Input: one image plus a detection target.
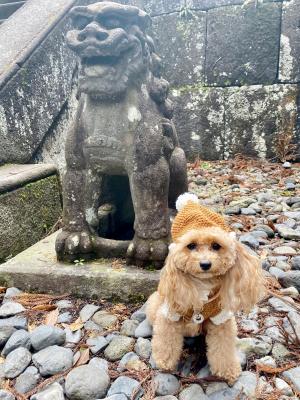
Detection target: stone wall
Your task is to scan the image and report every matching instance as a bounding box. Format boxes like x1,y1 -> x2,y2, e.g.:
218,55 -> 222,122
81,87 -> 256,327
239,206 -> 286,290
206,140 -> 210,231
147,0 -> 300,160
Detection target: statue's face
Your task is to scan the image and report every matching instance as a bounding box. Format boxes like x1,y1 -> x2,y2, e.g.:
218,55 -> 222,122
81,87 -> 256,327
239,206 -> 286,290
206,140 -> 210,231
66,2 -> 151,100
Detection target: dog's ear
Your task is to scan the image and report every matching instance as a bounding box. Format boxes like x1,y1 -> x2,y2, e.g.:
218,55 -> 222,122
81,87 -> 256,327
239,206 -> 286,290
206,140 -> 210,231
220,241 -> 264,313
158,249 -> 193,316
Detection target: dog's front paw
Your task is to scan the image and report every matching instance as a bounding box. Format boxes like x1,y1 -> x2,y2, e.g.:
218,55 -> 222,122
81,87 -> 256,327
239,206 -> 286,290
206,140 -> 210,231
155,357 -> 177,372
211,363 -> 242,386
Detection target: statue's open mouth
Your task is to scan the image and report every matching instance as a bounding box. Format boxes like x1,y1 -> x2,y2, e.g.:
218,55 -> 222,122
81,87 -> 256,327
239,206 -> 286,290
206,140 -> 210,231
80,43 -> 138,78
82,55 -> 119,77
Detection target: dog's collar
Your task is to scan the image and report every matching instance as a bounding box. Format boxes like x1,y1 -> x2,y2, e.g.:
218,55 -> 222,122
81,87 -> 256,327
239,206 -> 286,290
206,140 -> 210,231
160,292 -> 233,326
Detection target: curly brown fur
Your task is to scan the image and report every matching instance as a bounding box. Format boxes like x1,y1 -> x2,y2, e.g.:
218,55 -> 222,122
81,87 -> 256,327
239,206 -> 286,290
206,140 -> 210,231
147,227 -> 264,384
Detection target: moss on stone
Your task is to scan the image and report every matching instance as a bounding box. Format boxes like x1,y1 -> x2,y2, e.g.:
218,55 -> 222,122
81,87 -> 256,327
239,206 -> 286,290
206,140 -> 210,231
0,175 -> 62,263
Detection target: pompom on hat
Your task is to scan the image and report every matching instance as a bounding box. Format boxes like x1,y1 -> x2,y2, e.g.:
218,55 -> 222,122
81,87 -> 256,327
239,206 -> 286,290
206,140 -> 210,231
171,193 -> 232,241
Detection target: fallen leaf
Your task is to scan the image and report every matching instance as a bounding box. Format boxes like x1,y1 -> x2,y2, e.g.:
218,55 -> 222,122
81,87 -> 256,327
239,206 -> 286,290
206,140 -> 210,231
32,304 -> 57,311
68,318 -> 84,332
45,308 -> 59,326
75,348 -> 90,366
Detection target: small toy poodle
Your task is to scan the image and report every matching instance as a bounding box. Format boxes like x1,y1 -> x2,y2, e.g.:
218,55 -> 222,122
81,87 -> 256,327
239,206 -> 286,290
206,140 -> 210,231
147,193 -> 264,384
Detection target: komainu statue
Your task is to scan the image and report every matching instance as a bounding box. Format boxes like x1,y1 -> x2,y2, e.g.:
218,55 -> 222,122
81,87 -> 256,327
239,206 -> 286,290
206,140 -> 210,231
56,1 -> 188,267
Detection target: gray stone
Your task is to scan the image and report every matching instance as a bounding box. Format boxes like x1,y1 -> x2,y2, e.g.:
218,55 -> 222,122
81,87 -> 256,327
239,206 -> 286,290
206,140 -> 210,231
3,287 -> 22,302
237,337 -> 272,356
2,329 -> 31,356
79,304 -> 100,323
284,211 -> 300,220
134,338 -> 152,359
268,297 -> 295,313
32,345 -> 73,376
283,367 -> 300,392
279,0 -> 300,82
131,304 -> 147,322
92,312 -> 118,330
206,3 -> 281,86
275,378 -> 293,396
89,357 -> 109,374
0,391 -> 14,400
103,395 -> 128,400
179,384 -> 208,400
286,182 -> 296,191
0,171 -> 62,262
197,363 -> 211,378
0,302 -> 25,317
30,325 -> 65,351
104,336 -> 135,361
225,206 -> 241,215
241,208 -> 256,215
273,246 -> 297,256
64,327 -> 82,347
15,366 -> 40,394
4,347 -> 31,378
276,225 -> 300,240
65,364 -> 110,400
239,234 -> 259,249
280,286 -> 299,299
56,299 -> 73,310
233,371 -> 257,399
255,356 -> 276,368
30,383 -> 64,400
120,319 -> 139,337
171,87 -> 225,160
84,321 -> 104,332
0,327 -> 16,347
287,311 -> 300,342
205,382 -> 229,396
287,197 -> 300,206
279,271 -> 300,291
154,373 -> 180,396
291,256 -> 300,270
255,225 -> 275,238
208,388 -> 240,400
153,397 -> 178,400
107,376 -> 142,398
239,319 -> 259,333
86,336 -> 108,355
135,319 -> 153,338
152,11 -> 206,86
269,267 -> 285,279
57,311 -> 72,324
118,352 -> 139,372
250,230 -> 268,240
272,342 -> 290,362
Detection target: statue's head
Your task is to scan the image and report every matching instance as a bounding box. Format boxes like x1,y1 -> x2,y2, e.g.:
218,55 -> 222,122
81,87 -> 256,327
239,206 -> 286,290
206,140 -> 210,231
66,2 -> 152,100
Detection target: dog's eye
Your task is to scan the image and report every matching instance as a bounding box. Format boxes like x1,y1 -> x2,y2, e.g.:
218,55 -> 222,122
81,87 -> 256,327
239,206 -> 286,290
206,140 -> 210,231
187,242 -> 197,251
212,242 -> 221,251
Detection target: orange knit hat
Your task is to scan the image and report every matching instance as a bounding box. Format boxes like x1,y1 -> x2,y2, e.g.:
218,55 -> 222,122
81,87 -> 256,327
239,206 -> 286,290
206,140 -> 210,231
171,193 -> 231,241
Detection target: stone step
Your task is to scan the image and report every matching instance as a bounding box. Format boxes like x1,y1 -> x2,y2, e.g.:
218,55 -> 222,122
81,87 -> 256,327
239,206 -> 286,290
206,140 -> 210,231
0,231 -> 159,302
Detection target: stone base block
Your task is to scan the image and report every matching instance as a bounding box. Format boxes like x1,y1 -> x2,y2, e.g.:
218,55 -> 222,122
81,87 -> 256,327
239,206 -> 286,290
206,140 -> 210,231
0,231 -> 159,303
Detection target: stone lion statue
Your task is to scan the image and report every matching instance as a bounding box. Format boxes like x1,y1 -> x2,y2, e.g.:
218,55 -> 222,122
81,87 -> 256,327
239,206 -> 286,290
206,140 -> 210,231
56,1 -> 188,267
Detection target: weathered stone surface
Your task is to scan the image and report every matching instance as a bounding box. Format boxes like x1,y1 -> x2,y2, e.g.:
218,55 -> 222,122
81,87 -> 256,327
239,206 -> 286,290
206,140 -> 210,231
279,0 -> 300,82
0,231 -> 159,302
4,347 -> 31,378
30,383 -> 64,400
0,302 -> 25,317
171,87 -> 225,160
154,373 -> 180,396
2,329 -> 31,356
15,366 -> 40,394
144,0 -> 182,16
152,11 -> 206,86
0,174 -> 62,262
279,271 -> 300,291
65,364 -> 110,400
104,336 -> 135,361
283,366 -> 300,392
107,376 -> 142,398
30,325 -> 65,351
0,0 -> 77,164
32,345 -> 73,376
224,84 -> 298,159
206,3 -> 281,86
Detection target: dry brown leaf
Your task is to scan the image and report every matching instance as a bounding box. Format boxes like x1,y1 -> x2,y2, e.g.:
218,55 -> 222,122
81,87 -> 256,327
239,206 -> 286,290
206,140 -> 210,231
75,348 -> 90,367
45,308 -> 59,326
32,304 -> 57,311
67,318 -> 84,332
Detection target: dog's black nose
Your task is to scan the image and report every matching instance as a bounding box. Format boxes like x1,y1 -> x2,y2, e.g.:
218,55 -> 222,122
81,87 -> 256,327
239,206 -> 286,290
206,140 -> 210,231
200,261 -> 212,271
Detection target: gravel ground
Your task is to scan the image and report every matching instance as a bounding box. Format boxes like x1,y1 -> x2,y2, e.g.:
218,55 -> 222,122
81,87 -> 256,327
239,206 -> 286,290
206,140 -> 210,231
0,159 -> 300,400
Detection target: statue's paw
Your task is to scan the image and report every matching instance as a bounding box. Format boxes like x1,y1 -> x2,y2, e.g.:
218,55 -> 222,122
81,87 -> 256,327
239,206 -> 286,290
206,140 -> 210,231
55,230 -> 94,262
126,237 -> 169,268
